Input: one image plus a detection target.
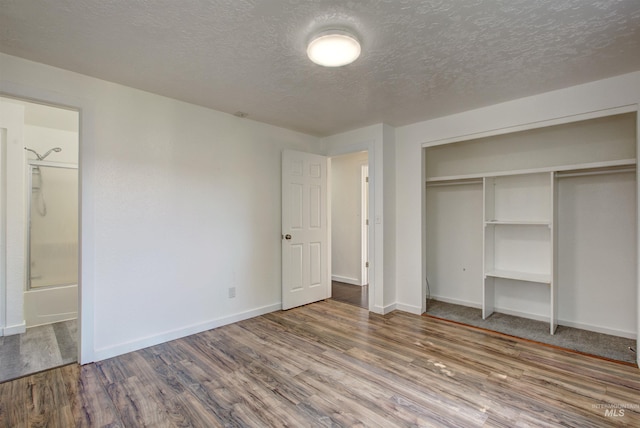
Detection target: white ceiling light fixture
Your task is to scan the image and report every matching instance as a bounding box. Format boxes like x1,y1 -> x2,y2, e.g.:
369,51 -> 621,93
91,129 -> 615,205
307,30 -> 361,67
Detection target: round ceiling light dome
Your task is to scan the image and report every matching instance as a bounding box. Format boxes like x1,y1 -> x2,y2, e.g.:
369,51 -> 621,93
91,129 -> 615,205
307,30 -> 361,67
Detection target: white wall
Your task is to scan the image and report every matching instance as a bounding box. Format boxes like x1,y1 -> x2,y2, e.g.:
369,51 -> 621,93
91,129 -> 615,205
382,124 -> 397,311
0,100 -> 26,335
1,53 -> 320,362
557,172 -> 637,337
331,151 -> 368,285
425,183 -> 483,308
395,72 -> 640,351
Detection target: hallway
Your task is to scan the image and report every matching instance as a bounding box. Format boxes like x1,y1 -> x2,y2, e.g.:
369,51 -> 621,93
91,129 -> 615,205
331,281 -> 368,309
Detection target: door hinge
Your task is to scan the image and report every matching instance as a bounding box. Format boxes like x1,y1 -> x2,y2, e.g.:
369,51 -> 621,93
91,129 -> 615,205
365,219 -> 369,225
365,176 -> 369,183
365,262 -> 369,268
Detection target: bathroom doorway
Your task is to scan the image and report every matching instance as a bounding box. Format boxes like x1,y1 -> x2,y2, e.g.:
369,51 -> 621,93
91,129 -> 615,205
0,97 -> 79,382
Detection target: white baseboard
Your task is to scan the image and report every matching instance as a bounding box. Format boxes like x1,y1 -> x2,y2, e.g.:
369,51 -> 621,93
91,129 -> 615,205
493,306 -> 549,323
372,302 -> 422,316
557,319 -> 637,340
331,275 -> 361,286
395,303 -> 423,315
371,305 -> 387,315
93,303 -> 281,362
430,296 -> 637,339
430,296 -> 550,323
28,313 -> 78,329
429,295 -> 482,309
2,321 -> 26,336
371,303 -> 398,315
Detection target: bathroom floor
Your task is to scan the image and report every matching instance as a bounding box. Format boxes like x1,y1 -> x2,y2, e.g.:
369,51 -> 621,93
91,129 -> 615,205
0,319 -> 77,383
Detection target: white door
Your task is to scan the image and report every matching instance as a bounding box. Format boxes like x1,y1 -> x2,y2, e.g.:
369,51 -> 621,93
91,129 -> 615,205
282,149 -> 329,310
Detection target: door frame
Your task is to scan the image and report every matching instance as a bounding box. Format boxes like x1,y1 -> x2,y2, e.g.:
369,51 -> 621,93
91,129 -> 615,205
327,142 -> 375,312
361,163 -> 369,286
1,81 -> 96,364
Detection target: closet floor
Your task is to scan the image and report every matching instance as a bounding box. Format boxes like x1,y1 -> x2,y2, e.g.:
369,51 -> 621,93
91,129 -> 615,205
425,300 -> 636,365
0,319 -> 77,383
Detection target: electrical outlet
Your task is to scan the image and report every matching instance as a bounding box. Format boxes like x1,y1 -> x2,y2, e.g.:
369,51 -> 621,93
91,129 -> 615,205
228,287 -> 236,298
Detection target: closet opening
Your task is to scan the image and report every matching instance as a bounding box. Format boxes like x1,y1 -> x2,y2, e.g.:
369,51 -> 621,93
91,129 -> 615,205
423,111 -> 638,364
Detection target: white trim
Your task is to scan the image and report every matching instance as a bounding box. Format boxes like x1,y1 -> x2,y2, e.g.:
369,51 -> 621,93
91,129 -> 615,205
3,321 -> 26,336
557,319 -> 637,340
331,275 -> 361,286
429,297 -> 636,339
493,307 -> 550,323
0,100 -> 26,340
637,107 -> 640,366
426,159 -> 636,183
372,303 -> 397,315
394,302 -> 422,315
429,295 -> 482,309
325,140 -> 376,313
370,306 -> 383,314
421,105 -> 637,149
428,303 -> 550,324
0,111 -> 7,336
361,163 -> 369,287
27,315 -> 77,329
93,303 -> 281,361
427,297 -> 549,323
1,80 -> 97,364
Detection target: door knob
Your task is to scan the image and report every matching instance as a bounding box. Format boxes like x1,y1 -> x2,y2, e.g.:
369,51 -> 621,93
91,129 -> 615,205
285,234 -> 292,240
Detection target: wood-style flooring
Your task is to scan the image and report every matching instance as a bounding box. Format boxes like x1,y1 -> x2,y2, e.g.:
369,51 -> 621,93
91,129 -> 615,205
331,280 -> 368,308
0,319 -> 77,383
1,299 -> 639,427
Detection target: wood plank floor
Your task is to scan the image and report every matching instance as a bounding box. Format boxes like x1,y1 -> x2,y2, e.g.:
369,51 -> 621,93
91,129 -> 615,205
1,299 -> 639,427
331,281 -> 368,309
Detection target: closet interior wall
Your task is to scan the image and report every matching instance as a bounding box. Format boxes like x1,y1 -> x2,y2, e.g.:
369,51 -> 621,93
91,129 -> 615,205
425,112 -> 637,339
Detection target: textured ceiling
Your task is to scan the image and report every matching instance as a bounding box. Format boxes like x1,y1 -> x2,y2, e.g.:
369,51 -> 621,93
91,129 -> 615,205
1,0 -> 639,136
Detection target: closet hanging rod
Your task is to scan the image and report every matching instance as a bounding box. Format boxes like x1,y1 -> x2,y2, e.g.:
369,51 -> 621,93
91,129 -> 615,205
556,166 -> 636,179
426,179 -> 483,187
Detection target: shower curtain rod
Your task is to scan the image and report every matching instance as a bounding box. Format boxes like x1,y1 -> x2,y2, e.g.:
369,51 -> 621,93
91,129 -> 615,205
28,160 -> 78,169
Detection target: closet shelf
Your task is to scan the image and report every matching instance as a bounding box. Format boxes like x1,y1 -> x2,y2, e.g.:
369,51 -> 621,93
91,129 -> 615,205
427,158 -> 636,184
485,269 -> 551,284
485,220 -> 551,226
483,171 -> 556,334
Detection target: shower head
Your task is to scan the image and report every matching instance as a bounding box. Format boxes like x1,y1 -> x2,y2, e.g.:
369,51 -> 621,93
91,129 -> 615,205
24,147 -> 62,160
41,147 -> 62,159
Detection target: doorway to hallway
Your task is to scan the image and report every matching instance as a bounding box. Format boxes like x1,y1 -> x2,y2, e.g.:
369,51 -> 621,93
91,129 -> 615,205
329,151 -> 369,309
331,281 -> 368,309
